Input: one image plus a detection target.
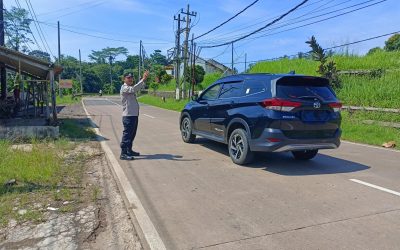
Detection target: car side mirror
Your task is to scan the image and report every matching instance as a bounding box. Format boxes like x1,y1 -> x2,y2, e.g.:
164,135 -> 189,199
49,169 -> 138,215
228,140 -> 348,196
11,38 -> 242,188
191,94 -> 198,101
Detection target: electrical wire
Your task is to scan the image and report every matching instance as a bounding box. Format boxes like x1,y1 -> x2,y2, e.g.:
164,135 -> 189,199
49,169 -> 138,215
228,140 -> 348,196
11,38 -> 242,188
194,0 -> 260,40
200,0 -> 309,48
219,30 -> 400,64
25,0 -> 55,58
36,21 -> 174,45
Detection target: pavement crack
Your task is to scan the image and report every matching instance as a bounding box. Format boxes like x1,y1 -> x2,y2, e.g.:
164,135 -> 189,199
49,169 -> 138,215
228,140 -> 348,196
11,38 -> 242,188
195,207 -> 400,249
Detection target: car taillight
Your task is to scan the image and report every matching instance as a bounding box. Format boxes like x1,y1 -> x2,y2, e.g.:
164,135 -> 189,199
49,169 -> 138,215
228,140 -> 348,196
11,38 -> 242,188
261,98 -> 302,112
329,102 -> 342,112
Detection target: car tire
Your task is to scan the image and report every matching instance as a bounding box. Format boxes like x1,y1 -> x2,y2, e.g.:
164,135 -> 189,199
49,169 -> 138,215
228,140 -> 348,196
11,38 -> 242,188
181,117 -> 196,143
228,128 -> 254,165
292,149 -> 318,160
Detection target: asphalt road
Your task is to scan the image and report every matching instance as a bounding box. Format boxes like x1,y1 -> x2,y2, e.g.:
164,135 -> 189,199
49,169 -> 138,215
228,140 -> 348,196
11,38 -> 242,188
83,97 -> 400,250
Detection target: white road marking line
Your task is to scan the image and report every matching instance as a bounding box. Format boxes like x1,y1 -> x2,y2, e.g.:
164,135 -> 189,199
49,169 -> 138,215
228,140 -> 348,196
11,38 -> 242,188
143,114 -> 155,119
350,179 -> 400,197
82,99 -> 166,250
342,141 -> 399,153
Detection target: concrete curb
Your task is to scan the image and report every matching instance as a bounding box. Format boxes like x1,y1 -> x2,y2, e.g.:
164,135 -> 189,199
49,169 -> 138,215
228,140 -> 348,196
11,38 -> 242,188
81,99 -> 167,250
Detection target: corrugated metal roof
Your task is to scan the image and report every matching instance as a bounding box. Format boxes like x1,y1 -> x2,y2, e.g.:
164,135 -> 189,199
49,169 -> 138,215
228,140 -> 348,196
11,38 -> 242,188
0,46 -> 61,79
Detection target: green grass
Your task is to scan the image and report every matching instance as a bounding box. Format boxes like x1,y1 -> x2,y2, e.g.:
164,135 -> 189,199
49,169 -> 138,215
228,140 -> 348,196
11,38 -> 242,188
336,71 -> 400,108
341,111 -> 400,147
0,141 -> 63,192
138,94 -> 189,112
59,118 -> 97,140
56,95 -> 81,105
198,72 -> 223,90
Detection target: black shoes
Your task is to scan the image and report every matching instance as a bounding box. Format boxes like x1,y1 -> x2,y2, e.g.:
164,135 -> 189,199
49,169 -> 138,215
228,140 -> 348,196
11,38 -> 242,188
120,153 -> 134,161
120,149 -> 140,160
128,149 -> 140,156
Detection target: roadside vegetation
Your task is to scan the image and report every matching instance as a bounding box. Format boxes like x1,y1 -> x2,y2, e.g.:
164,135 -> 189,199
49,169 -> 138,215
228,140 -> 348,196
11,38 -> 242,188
0,110 -> 99,228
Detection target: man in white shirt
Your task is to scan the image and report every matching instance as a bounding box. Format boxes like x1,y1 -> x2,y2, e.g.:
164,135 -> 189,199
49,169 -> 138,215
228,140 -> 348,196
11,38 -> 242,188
120,71 -> 149,160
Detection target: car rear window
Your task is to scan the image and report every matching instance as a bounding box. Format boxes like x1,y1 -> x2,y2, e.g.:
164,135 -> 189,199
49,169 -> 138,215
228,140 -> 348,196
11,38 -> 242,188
243,79 -> 266,96
276,77 -> 337,101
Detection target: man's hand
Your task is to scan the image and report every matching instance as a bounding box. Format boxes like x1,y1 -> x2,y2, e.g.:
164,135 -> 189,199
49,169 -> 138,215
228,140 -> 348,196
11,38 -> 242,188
142,70 -> 149,81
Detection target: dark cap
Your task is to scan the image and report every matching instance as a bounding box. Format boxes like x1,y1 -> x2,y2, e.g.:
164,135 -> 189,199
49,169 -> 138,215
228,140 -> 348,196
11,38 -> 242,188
124,73 -> 134,78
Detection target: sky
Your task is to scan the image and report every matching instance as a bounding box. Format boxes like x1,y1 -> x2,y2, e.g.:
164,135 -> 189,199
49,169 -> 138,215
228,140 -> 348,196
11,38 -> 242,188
3,0 -> 399,72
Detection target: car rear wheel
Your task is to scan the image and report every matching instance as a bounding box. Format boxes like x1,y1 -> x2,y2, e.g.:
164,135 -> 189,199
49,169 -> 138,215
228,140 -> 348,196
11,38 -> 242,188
228,128 -> 254,165
292,149 -> 318,160
181,117 -> 196,143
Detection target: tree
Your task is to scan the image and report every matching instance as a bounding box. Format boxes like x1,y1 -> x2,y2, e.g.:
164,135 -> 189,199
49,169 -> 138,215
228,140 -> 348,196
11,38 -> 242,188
367,47 -> 383,55
150,50 -> 168,66
4,7 -> 33,52
306,36 -> 341,89
384,34 -> 400,51
184,65 -> 205,85
88,47 -> 128,63
29,50 -> 51,62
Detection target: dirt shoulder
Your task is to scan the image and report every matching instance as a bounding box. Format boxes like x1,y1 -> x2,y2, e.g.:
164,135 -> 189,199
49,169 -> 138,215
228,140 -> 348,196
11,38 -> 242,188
0,103 -> 142,249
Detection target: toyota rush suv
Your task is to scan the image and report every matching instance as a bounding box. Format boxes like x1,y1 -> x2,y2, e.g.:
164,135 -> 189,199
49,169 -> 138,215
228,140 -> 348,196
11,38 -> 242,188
180,73 -> 342,165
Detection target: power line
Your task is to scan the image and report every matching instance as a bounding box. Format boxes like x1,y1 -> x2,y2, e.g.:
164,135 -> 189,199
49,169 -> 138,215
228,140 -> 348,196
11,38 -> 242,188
201,0 -> 309,48
25,0 -> 55,57
45,1 -> 107,21
219,30 -> 400,65
37,20 -> 173,45
36,0 -> 105,17
199,0 -> 349,44
239,0 -> 388,44
194,0 -> 260,40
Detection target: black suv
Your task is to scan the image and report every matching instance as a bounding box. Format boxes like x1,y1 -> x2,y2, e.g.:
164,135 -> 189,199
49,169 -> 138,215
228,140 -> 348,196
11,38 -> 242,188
180,73 -> 342,165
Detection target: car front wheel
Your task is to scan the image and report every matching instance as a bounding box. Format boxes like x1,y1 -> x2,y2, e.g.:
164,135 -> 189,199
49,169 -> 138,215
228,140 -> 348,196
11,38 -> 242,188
181,117 -> 196,143
228,128 -> 254,165
292,149 -> 318,160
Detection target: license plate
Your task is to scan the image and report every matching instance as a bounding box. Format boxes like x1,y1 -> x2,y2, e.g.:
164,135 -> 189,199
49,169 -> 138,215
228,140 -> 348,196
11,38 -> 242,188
301,110 -> 329,122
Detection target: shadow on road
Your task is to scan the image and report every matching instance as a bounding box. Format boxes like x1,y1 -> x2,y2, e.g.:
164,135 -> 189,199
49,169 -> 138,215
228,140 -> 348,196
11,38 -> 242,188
135,154 -> 200,162
196,138 -> 370,175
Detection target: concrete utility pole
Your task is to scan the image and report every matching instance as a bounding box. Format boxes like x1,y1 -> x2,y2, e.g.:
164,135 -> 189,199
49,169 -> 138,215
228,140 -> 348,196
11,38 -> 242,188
189,33 -> 195,98
79,49 -> 82,94
245,53 -> 247,73
174,14 -> 183,100
139,40 -> 142,80
0,0 -> 7,100
181,5 -> 196,99
231,42 -> 234,75
109,54 -> 113,94
58,21 -> 62,97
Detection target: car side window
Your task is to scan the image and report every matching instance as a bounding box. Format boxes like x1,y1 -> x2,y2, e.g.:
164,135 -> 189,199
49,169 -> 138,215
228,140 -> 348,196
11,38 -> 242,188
243,79 -> 266,96
219,81 -> 244,99
201,84 -> 221,100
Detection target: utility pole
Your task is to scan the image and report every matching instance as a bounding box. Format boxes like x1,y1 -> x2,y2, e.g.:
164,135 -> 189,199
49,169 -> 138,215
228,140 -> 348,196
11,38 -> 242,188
231,42 -> 234,75
58,21 -> 62,97
190,33 -> 194,98
109,54 -> 113,95
138,40 -> 142,80
181,5 -> 196,99
79,49 -> 82,94
245,53 -> 247,73
0,0 -> 7,100
174,14 -> 183,100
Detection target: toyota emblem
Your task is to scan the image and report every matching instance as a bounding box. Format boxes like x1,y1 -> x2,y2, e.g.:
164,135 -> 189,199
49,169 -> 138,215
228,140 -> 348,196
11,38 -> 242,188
313,101 -> 321,109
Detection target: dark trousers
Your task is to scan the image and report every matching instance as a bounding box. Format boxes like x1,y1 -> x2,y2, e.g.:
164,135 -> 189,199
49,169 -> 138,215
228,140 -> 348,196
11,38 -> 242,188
120,116 -> 138,151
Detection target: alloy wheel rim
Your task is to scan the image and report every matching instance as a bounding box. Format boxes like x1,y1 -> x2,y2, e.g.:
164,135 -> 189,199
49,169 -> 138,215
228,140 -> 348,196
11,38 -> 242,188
182,119 -> 190,139
230,134 -> 244,160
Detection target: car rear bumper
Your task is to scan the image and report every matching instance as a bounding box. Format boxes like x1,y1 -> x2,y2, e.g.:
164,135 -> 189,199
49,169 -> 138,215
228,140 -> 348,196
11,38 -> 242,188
249,128 -> 341,152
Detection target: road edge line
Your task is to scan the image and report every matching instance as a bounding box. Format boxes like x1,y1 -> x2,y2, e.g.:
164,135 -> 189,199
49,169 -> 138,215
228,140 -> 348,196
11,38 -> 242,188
81,99 -> 167,250
350,179 -> 400,197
